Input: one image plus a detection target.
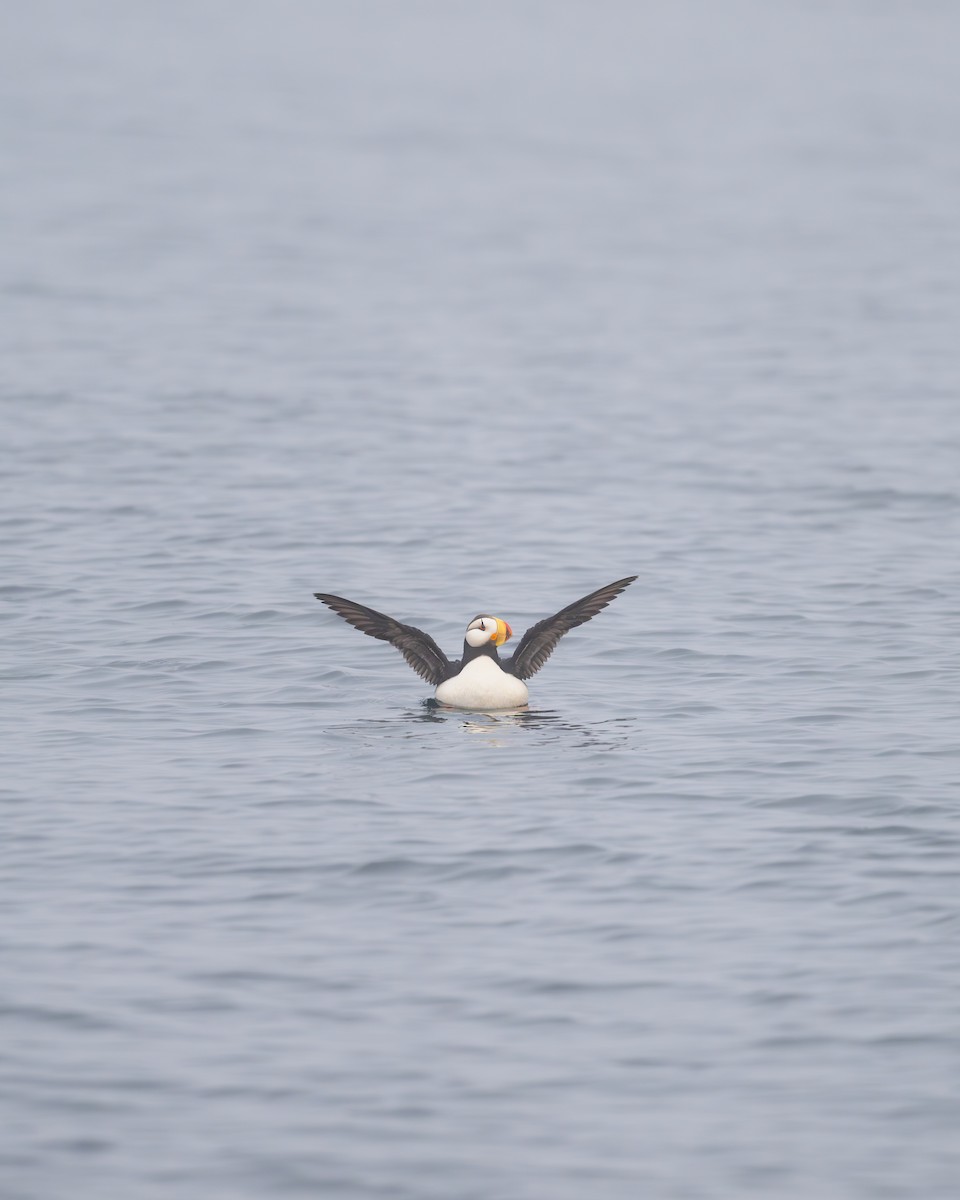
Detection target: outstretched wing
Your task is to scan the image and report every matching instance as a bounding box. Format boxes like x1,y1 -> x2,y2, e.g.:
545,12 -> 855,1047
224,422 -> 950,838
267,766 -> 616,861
314,593 -> 454,685
503,576 -> 637,681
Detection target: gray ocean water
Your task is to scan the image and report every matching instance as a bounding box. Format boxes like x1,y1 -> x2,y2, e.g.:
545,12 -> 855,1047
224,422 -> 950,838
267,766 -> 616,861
3,3 -> 960,1198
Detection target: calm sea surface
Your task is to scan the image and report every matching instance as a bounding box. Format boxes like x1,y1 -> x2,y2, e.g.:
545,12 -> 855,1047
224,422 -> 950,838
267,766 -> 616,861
2,3 -> 959,1198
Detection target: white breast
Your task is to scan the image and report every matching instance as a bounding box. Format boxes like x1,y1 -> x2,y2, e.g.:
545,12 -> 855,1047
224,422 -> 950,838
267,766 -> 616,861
435,656 -> 529,710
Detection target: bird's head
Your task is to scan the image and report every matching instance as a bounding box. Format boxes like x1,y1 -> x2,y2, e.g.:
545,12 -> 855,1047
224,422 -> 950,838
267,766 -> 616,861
465,615 -> 513,649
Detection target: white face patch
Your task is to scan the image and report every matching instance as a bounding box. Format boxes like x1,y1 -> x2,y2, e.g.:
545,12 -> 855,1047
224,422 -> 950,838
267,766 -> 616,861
465,617 -> 493,648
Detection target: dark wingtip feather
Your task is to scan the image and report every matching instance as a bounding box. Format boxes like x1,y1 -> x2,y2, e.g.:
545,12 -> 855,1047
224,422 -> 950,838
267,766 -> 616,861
313,589 -> 452,686
506,575 -> 638,681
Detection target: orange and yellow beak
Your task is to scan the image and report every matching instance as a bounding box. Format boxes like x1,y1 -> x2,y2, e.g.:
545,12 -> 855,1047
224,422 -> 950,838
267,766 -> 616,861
492,617 -> 512,647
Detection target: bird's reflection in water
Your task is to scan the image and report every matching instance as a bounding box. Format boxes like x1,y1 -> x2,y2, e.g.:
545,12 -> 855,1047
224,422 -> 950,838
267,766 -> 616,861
457,706 -> 534,747
410,700 -> 638,749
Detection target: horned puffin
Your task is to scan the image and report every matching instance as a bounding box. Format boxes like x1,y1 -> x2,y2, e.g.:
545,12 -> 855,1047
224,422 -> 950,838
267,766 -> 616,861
314,576 -> 637,710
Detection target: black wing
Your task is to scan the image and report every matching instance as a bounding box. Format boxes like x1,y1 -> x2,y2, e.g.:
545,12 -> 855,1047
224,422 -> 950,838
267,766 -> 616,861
503,576 -> 637,681
314,593 -> 454,685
